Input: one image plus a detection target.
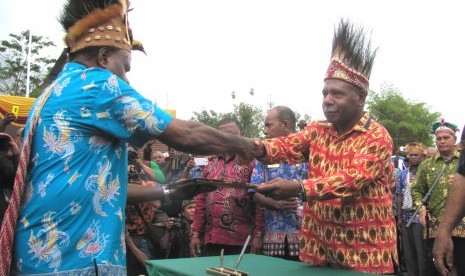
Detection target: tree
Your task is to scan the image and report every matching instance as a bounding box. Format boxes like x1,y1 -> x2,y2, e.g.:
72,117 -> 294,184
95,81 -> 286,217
192,89 -> 265,138
367,83 -> 440,150
192,88 -> 311,138
0,30 -> 56,96
294,112 -> 312,124
191,102 -> 264,138
190,109 -> 227,128
233,102 -> 264,138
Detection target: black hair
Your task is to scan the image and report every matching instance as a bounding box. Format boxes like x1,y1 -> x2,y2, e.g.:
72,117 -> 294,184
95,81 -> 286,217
59,0 -> 122,32
217,117 -> 243,131
143,146 -> 152,161
68,46 -> 119,61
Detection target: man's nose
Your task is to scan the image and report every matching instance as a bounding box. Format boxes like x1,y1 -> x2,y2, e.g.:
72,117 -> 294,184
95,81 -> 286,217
323,95 -> 334,105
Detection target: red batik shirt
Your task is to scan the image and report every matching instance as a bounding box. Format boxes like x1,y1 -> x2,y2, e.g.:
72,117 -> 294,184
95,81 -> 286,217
261,112 -> 397,274
125,180 -> 157,235
191,154 -> 264,246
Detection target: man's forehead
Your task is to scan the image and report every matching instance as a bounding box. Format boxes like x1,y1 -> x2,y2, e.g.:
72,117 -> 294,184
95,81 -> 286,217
265,111 -> 279,121
323,78 -> 358,92
435,132 -> 455,138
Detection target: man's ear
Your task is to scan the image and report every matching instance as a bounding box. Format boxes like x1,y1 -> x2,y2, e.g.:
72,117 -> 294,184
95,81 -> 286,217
357,89 -> 367,107
283,120 -> 292,131
97,47 -> 112,69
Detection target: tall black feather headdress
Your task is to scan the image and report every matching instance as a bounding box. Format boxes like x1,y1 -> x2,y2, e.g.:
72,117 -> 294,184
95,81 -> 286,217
324,19 -> 378,94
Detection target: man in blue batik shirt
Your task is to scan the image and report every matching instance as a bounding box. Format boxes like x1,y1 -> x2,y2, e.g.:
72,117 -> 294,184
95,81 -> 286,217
250,106 -> 308,260
8,1 -> 261,275
396,142 -> 427,276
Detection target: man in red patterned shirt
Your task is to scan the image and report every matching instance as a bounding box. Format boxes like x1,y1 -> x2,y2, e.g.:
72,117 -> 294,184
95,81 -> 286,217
190,118 -> 264,256
255,19 -> 397,274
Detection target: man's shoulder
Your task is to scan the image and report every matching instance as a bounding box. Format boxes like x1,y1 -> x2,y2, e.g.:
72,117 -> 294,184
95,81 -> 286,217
232,158 -> 254,168
313,120 -> 330,129
358,118 -> 394,149
367,118 -> 391,136
417,157 -> 435,172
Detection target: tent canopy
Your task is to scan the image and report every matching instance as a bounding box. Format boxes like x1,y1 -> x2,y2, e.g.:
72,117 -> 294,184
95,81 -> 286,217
0,95 -> 36,127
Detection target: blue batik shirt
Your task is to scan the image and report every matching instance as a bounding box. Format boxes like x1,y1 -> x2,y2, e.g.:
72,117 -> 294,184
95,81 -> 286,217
396,167 -> 420,223
13,62 -> 172,275
250,161 -> 308,245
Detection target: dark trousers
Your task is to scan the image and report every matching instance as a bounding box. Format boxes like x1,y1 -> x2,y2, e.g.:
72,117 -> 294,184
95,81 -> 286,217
425,237 -> 465,276
396,217 -> 406,273
126,233 -> 157,276
402,222 -> 426,276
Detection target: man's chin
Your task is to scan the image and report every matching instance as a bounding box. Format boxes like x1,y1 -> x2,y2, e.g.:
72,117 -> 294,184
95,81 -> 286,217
324,113 -> 338,123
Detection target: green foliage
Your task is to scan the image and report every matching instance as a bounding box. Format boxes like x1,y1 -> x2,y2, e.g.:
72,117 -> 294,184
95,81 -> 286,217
367,83 -> 440,150
294,112 -> 312,124
191,103 -> 264,138
233,102 -> 264,138
0,30 -> 56,96
191,89 -> 312,138
191,109 -> 230,129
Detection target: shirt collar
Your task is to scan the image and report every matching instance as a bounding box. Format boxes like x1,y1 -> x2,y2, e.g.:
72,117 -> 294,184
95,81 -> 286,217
63,62 -> 87,72
216,153 -> 236,163
431,150 -> 460,162
318,112 -> 371,136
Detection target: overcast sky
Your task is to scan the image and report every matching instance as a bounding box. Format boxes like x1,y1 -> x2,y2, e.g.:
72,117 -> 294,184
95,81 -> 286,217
1,0 -> 463,142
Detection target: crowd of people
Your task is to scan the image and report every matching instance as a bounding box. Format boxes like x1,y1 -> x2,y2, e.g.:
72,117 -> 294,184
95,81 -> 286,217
0,1 -> 464,276
393,122 -> 464,276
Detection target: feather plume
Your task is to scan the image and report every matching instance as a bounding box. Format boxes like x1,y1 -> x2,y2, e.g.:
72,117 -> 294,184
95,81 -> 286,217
331,19 -> 378,79
59,0 -> 123,31
131,40 -> 146,54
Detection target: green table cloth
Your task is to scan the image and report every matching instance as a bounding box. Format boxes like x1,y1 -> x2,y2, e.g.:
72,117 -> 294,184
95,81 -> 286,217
146,254 -> 377,276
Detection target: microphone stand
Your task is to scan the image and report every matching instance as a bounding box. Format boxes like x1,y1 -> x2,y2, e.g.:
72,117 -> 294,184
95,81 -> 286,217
406,158 -> 452,229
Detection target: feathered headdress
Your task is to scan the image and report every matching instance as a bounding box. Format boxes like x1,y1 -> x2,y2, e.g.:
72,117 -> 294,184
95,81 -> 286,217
431,118 -> 459,135
324,19 -> 378,95
59,0 -> 144,53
